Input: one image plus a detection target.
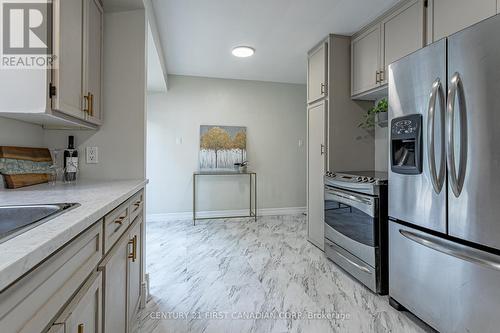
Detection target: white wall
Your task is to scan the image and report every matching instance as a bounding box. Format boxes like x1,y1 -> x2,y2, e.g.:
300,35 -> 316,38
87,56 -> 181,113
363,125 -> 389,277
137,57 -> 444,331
0,117 -> 44,147
147,75 -> 306,216
44,9 -> 146,180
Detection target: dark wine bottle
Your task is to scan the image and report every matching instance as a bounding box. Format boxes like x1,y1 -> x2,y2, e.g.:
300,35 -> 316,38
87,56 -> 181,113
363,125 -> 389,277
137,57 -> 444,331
63,136 -> 78,182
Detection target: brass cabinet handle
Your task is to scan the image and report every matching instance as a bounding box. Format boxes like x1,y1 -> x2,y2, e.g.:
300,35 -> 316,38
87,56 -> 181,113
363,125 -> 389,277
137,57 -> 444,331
380,69 -> 385,82
320,83 -> 325,94
128,235 -> 137,262
114,213 -> 127,225
88,93 -> 94,117
78,324 -> 84,333
83,93 -> 94,116
375,70 -> 380,84
83,94 -> 90,114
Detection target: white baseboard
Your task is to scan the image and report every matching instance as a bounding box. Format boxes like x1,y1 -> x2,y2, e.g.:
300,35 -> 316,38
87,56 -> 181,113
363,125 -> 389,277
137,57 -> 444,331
147,206 -> 306,222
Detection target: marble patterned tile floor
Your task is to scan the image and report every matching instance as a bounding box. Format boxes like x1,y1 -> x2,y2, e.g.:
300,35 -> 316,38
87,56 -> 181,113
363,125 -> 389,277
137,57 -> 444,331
134,215 -> 433,333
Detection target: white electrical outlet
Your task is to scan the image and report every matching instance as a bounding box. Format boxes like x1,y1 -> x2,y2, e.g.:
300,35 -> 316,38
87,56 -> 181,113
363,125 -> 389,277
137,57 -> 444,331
86,147 -> 98,164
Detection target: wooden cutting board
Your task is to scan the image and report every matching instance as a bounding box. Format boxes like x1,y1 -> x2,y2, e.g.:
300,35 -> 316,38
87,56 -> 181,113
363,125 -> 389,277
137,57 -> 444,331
0,146 -> 53,189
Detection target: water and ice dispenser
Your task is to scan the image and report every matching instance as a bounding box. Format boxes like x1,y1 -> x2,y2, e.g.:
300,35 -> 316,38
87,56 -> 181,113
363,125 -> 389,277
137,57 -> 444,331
390,114 -> 422,175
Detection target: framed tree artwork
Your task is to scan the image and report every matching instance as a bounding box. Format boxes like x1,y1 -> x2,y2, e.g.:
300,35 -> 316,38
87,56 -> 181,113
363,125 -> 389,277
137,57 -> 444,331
199,125 -> 247,170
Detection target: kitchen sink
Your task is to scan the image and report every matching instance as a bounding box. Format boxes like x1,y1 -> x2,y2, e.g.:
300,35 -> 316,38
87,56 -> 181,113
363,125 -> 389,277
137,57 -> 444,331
0,203 -> 80,244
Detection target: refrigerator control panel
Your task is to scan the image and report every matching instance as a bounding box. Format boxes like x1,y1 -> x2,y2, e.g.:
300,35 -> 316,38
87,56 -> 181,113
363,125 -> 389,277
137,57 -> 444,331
390,114 -> 422,175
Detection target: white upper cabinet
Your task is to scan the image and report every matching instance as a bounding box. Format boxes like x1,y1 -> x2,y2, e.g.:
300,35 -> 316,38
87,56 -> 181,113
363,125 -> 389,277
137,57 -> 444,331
351,25 -> 381,96
83,0 -> 104,125
428,0 -> 497,42
307,42 -> 328,104
381,0 -> 425,84
351,0 -> 425,99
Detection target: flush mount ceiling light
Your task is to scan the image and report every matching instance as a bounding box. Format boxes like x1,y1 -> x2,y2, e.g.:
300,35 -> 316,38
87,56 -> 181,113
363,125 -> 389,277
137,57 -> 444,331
232,46 -> 255,58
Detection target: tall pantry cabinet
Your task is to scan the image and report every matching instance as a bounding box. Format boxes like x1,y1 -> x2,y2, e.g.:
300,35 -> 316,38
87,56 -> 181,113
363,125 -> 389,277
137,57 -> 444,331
306,35 -> 374,250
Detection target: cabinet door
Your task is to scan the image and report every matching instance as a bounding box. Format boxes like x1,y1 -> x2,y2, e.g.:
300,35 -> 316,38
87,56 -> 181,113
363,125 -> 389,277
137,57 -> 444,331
430,0 -> 497,41
52,0 -> 86,120
381,0 -> 424,84
307,101 -> 327,250
127,218 -> 143,324
307,42 -> 328,104
101,236 -> 128,333
351,25 -> 381,96
83,0 -> 104,125
53,272 -> 103,333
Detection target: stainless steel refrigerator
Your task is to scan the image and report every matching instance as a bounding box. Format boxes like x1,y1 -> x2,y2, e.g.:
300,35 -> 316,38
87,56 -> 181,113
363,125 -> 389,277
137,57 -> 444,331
388,13 -> 500,333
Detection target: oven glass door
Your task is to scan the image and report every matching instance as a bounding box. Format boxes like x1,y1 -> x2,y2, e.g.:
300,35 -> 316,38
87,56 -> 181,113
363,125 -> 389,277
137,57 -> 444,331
324,186 -> 378,247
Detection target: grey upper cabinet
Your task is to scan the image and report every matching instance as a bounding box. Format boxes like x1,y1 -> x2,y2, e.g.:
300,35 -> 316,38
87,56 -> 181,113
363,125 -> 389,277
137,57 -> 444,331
351,0 -> 425,99
0,0 -> 103,129
351,25 -> 381,97
427,0 -> 498,42
83,0 -> 104,125
52,0 -> 86,121
307,42 -> 328,104
381,0 -> 425,84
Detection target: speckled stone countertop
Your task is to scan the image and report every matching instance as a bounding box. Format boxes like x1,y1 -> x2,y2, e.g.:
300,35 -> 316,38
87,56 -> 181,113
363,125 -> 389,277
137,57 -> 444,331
0,179 -> 147,292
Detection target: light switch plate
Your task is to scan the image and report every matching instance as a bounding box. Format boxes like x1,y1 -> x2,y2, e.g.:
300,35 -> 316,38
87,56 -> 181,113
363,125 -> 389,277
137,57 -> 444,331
86,147 -> 98,164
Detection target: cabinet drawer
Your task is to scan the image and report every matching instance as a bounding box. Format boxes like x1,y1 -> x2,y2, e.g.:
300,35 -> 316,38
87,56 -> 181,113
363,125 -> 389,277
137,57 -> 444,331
129,190 -> 144,222
0,222 -> 102,333
52,271 -> 102,333
103,201 -> 130,254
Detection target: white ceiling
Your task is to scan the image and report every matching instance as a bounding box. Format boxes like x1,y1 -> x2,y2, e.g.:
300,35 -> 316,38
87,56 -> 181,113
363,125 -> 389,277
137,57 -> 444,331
151,0 -> 401,84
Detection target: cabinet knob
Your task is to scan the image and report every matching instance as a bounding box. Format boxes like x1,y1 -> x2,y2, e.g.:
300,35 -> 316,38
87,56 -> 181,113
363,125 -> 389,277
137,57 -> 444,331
320,83 -> 326,94
78,324 -> 84,333
375,71 -> 381,84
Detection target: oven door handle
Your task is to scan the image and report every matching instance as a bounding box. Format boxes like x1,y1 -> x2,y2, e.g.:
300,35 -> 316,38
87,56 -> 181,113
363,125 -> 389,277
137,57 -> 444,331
325,189 -> 376,218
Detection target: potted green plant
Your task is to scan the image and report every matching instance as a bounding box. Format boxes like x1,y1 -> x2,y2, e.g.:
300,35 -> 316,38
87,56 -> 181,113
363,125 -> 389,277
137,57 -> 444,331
358,98 -> 388,129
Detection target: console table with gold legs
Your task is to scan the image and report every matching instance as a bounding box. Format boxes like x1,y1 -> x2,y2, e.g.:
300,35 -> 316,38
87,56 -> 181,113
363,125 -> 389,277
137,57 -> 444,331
192,170 -> 257,225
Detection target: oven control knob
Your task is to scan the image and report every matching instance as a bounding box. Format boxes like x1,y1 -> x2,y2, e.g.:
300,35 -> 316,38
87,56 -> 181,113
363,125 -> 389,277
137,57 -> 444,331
368,177 -> 375,183
356,176 -> 363,182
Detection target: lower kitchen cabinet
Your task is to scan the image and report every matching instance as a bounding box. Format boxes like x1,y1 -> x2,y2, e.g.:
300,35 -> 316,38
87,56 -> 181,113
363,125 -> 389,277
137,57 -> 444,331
307,100 -> 327,250
100,214 -> 144,333
100,232 -> 128,333
0,222 -> 102,333
0,188 -> 145,333
51,271 -> 103,333
128,217 -> 143,324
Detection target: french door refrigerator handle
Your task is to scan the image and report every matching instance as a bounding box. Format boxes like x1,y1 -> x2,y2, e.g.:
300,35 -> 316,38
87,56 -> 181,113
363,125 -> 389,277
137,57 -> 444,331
446,72 -> 468,197
399,229 -> 500,271
427,78 -> 446,194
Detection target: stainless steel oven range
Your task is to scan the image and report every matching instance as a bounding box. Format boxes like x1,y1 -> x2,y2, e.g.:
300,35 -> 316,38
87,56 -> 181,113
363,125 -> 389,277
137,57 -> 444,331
324,171 -> 388,294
